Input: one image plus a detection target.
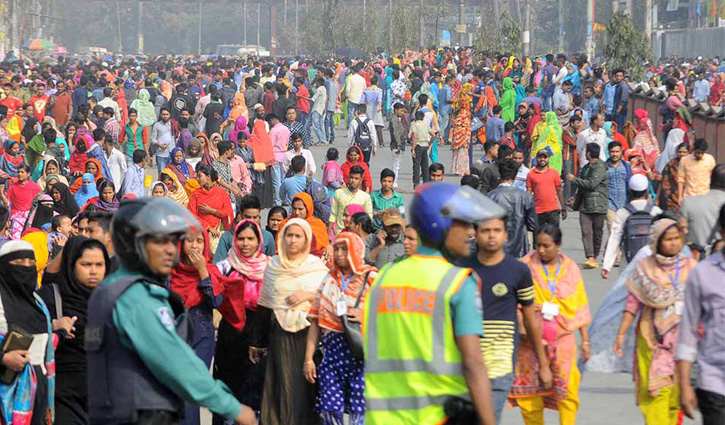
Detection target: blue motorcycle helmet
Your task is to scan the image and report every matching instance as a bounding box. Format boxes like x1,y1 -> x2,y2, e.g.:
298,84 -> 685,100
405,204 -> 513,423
410,182 -> 506,248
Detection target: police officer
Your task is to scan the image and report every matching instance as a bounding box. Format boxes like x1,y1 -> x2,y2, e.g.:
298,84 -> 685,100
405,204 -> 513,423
362,182 -> 504,425
85,198 -> 256,425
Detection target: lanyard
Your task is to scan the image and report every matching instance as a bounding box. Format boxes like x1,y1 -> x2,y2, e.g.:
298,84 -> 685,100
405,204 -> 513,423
669,258 -> 681,290
542,259 -> 562,301
341,275 -> 353,292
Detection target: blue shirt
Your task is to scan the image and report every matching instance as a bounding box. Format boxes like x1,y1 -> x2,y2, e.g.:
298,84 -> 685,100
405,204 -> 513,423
439,85 -> 453,115
603,83 -> 617,115
122,163 -> 146,198
280,174 -> 312,205
606,159 -> 632,211
485,116 -> 505,142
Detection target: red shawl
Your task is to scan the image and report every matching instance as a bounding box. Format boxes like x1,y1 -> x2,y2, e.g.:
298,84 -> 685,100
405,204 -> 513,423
70,158 -> 102,194
7,179 -> 41,213
247,119 -> 275,166
68,134 -> 92,175
169,229 -> 247,330
340,146 -> 373,192
189,184 -> 233,230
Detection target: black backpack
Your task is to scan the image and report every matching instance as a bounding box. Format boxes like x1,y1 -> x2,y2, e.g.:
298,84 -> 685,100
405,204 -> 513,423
353,117 -> 374,153
621,203 -> 654,262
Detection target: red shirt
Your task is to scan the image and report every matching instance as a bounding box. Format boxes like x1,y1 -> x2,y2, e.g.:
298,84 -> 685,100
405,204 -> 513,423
296,84 -> 310,114
526,167 -> 561,214
29,95 -> 49,121
0,96 -> 23,117
52,93 -> 73,126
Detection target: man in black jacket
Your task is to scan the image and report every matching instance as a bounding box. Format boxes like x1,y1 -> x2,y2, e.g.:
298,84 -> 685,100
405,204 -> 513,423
487,160 -> 538,257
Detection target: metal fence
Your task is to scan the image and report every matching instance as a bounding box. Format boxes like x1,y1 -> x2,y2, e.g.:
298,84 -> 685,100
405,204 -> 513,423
652,27 -> 725,60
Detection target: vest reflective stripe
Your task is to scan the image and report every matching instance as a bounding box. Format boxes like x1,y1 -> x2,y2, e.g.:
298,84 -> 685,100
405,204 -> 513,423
366,266 -> 463,375
363,256 -> 472,424
366,394 -> 453,412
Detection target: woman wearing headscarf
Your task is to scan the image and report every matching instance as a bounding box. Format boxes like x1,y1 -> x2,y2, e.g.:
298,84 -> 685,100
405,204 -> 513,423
612,217 -> 695,424
69,158 -> 102,195
149,180 -> 168,197
228,115 -> 251,146
186,138 -> 204,170
129,88 -> 157,127
1,164 -> 41,239
656,107 -> 692,174
632,109 -> 661,172
74,173 -> 99,207
36,158 -> 69,191
340,146 -> 373,193
279,192 -> 330,257
168,146 -> 197,187
25,194 -> 56,232
38,237 -> 110,425
170,228 -> 241,425
0,140 -> 25,178
213,220 -> 272,417
509,225 -> 591,424
304,232 -> 377,425
0,240 -> 59,425
160,168 -> 190,207
251,218 -> 329,425
86,180 -> 120,213
21,116 -> 40,149
188,163 -> 234,254
49,182 -> 80,218
531,111 -> 563,174
500,77 -> 517,123
450,82 -> 473,176
68,134 -> 92,177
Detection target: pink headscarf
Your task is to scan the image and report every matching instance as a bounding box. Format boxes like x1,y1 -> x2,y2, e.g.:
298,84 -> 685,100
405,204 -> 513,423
345,204 -> 366,216
229,115 -> 250,145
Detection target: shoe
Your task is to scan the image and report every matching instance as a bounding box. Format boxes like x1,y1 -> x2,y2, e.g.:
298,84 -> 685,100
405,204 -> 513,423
583,258 -> 599,269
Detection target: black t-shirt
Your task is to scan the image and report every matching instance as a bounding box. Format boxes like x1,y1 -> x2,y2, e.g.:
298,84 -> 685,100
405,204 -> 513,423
457,253 -> 534,379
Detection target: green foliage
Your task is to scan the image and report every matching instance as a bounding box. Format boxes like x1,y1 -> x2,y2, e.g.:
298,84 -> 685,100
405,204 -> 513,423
474,8 -> 522,56
603,12 -> 651,79
500,11 -> 523,56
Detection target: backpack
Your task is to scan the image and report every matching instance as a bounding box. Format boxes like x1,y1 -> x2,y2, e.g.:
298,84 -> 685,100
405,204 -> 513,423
621,203 -> 654,262
305,177 -> 331,224
353,118 -> 374,153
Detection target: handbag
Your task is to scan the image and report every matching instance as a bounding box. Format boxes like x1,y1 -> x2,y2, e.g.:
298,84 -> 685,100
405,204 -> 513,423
470,116 -> 484,132
341,271 -> 370,360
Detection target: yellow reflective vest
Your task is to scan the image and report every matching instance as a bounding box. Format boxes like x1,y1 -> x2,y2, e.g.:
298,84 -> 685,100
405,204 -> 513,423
362,253 -> 472,424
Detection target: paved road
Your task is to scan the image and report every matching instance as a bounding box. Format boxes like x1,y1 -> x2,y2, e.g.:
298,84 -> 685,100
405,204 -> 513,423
201,124 -> 698,424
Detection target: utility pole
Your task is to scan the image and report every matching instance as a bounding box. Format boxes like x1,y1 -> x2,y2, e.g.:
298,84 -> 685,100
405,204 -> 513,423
10,0 -> 18,55
197,2 -> 202,55
389,0 -> 393,50
523,0 -> 531,56
284,0 -> 288,28
256,3 -> 260,56
137,1 -> 144,54
558,0 -> 564,52
612,0 -> 618,13
243,2 -> 247,45
295,0 -> 299,55
363,0 -> 367,28
586,0 -> 594,61
492,0 -> 501,33
625,0 -> 633,16
644,0 -> 652,44
458,0 -> 464,46
419,0 -> 425,49
116,1 -> 123,53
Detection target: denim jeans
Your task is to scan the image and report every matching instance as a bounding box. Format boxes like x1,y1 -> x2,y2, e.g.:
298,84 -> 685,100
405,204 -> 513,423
325,110 -> 336,142
347,101 -> 358,127
156,155 -> 170,175
299,111 -> 308,127
542,93 -> 554,111
438,110 -> 450,144
271,162 -> 283,206
491,373 -> 515,425
309,111 -> 326,144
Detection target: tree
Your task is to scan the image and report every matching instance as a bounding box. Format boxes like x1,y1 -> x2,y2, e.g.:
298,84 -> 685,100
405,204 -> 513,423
499,11 -> 523,56
603,11 -> 650,80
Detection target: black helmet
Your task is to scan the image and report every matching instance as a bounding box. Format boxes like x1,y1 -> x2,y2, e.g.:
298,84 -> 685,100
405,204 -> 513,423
111,197 -> 201,278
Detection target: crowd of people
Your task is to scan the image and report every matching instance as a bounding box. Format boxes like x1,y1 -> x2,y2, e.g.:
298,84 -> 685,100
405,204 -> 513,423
0,47 -> 723,425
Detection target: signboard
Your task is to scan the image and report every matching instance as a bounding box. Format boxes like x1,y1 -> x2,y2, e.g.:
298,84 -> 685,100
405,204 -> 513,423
455,24 -> 467,33
441,30 -> 451,47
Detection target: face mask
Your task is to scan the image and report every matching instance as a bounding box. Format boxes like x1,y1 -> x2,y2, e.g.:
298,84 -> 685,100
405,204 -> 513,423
6,264 -> 39,297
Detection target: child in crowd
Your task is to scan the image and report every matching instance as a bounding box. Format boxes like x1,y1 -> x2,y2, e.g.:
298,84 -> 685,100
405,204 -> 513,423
322,147 -> 344,200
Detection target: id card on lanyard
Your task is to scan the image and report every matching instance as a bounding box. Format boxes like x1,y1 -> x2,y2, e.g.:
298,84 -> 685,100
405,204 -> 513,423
541,259 -> 561,321
336,275 -> 353,317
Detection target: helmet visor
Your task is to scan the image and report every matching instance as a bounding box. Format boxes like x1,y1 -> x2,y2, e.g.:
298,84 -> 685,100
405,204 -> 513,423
131,197 -> 202,238
440,186 -> 506,224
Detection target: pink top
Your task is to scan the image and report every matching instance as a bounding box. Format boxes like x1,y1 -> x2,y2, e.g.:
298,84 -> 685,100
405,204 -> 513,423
229,154 -> 253,196
322,160 -> 344,188
269,123 -> 291,163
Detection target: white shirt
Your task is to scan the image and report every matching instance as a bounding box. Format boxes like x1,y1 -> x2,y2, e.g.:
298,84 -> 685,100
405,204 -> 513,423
311,86 -> 327,115
282,149 -> 317,177
346,74 -> 367,104
602,199 -> 662,271
347,114 -> 378,153
553,66 -> 568,90
104,147 -> 127,187
98,97 -> 121,122
576,127 -> 608,167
